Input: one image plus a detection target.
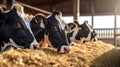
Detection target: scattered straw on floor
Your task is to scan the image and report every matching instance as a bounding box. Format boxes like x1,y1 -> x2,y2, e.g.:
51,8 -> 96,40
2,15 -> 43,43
0,40 -> 120,67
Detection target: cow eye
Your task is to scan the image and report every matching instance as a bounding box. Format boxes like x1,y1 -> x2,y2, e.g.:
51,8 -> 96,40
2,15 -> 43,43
53,27 -> 58,31
17,23 -> 22,28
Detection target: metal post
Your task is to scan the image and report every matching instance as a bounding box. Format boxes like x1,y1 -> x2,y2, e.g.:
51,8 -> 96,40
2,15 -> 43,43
114,7 -> 117,47
91,0 -> 95,27
92,15 -> 94,27
73,0 -> 80,22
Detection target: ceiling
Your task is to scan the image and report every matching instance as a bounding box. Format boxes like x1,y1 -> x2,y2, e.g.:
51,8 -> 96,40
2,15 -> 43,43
1,0 -> 120,16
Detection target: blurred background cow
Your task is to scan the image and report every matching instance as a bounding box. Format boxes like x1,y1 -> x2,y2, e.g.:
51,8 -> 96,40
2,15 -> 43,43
67,20 -> 97,43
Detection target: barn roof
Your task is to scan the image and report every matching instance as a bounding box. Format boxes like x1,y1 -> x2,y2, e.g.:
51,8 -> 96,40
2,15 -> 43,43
1,0 -> 120,16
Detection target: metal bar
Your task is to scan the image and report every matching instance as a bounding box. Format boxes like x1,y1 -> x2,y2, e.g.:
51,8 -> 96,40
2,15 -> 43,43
16,1 -> 51,15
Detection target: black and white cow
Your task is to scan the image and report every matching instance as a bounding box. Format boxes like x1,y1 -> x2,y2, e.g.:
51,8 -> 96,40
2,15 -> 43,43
46,11 -> 71,53
67,20 -> 97,43
30,11 -> 70,53
30,13 -> 48,47
0,4 -> 39,52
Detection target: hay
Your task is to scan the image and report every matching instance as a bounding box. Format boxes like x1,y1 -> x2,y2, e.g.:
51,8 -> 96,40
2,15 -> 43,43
0,41 -> 120,67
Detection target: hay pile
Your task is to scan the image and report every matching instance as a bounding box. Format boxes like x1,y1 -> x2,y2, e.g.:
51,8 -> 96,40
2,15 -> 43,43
0,41 -> 120,67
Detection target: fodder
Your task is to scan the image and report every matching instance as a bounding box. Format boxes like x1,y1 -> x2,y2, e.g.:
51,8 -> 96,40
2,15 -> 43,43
0,41 -> 120,67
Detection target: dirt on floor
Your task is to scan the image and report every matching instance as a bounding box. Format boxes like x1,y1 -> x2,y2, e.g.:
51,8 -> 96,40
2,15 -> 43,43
0,40 -> 120,67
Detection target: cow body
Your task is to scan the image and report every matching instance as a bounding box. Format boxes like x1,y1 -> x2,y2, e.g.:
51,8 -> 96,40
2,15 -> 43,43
67,21 -> 97,43
0,4 -> 39,52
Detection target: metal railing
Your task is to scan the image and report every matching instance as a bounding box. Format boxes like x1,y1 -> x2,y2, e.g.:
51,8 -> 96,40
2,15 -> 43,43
95,28 -> 120,39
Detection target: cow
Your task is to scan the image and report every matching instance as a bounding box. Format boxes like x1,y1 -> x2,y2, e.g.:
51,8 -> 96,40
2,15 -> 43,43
0,4 -> 40,52
67,20 -> 97,43
46,11 -> 71,53
30,11 -> 71,53
30,13 -> 48,47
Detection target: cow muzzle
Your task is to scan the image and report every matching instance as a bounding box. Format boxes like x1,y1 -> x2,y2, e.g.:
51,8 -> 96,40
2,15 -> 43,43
31,43 -> 40,49
92,38 -> 97,41
59,45 -> 70,53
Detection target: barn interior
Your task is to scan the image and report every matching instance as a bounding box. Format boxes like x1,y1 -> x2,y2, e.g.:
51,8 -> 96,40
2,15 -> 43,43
1,0 -> 120,46
0,0 -> 120,67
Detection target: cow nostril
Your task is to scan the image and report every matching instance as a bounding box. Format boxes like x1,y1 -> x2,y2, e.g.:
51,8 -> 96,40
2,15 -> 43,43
59,46 -> 70,53
93,39 -> 96,41
93,38 -> 97,41
83,40 -> 86,43
33,44 -> 37,49
64,47 -> 70,53
64,47 -> 67,51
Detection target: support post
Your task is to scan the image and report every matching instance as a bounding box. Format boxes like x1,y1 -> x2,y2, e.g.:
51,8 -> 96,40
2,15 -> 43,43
73,0 -> 80,22
91,0 -> 95,27
92,15 -> 94,27
114,7 -> 117,47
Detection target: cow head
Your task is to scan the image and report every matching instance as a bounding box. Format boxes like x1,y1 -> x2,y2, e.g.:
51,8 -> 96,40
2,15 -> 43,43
78,21 -> 97,42
0,4 -> 39,51
30,13 -> 47,42
67,20 -> 97,43
46,11 -> 70,53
